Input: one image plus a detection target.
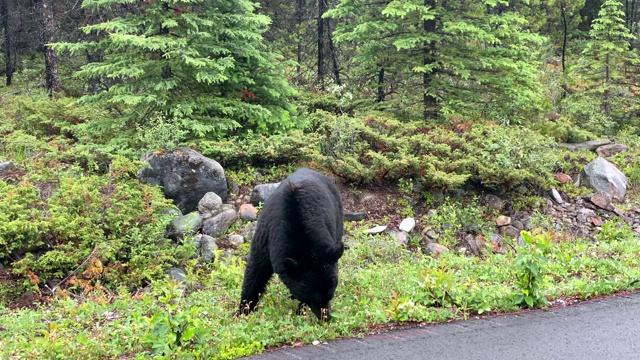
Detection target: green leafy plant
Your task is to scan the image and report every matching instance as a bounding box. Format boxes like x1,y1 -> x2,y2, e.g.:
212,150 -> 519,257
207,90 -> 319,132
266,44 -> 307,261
143,278 -> 210,356
596,219 -> 635,242
514,231 -> 551,308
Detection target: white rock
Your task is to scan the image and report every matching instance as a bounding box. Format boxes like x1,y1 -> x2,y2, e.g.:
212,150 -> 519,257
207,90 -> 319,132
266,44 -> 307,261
364,225 -> 387,234
398,217 -> 416,232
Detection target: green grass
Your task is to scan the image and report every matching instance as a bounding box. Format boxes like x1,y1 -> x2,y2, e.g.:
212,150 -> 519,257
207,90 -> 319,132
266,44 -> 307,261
2,227 -> 640,359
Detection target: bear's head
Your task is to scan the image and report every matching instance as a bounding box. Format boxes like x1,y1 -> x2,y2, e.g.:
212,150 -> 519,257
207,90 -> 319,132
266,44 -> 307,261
282,258 -> 339,322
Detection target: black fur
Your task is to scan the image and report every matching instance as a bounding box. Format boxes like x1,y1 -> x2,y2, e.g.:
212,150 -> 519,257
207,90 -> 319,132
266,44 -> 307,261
236,168 -> 344,321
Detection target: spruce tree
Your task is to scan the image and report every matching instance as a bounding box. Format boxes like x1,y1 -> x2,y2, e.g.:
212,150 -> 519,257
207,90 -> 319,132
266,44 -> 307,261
580,0 -> 637,116
54,0 -> 296,141
326,0 -> 547,122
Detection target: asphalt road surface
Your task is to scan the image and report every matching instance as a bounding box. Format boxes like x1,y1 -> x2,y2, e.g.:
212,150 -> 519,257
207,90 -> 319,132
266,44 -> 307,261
246,292 -> 640,360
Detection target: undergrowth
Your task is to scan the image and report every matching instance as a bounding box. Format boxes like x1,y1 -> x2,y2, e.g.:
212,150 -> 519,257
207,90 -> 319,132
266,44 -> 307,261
2,228 -> 640,359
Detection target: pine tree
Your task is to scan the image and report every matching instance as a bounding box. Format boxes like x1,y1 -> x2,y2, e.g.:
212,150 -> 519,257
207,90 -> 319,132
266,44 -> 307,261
54,0 -> 296,141
580,0 -> 637,115
326,0 -> 547,122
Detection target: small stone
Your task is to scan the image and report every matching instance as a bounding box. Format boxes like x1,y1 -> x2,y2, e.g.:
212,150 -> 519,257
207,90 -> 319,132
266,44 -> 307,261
578,208 -> 597,218
202,209 -> 238,237
241,222 -> 257,242
500,225 -> 520,239
423,228 -> 439,241
250,183 -> 280,206
344,211 -> 367,222
229,181 -> 240,196
424,243 -> 450,256
312,340 -> 320,346
595,143 -> 629,157
0,161 -> 14,174
554,173 -> 572,184
239,203 -> 258,221
592,217 -> 604,226
167,267 -> 187,283
194,234 -> 217,262
398,218 -> 416,232
549,187 -> 564,204
364,225 -> 387,234
576,213 -> 587,224
589,191 -> 612,209
485,194 -> 504,211
395,231 -> 409,246
228,234 -> 245,246
634,227 -> 640,234
612,207 -> 624,217
168,212 -> 203,240
198,192 -> 223,218
511,220 -> 524,231
496,215 -> 511,227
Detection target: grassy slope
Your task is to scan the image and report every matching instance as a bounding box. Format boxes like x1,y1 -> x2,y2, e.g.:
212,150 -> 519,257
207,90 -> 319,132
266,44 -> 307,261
2,227 -> 640,359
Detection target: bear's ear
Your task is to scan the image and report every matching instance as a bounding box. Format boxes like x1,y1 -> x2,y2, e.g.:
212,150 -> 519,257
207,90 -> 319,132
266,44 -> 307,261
284,258 -> 300,276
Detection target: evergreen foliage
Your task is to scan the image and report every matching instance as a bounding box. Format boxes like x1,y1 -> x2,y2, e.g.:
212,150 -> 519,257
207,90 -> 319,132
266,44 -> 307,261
326,0 -> 549,122
571,0 -> 639,127
311,111 -> 559,189
0,149 -> 185,295
53,0 -> 297,142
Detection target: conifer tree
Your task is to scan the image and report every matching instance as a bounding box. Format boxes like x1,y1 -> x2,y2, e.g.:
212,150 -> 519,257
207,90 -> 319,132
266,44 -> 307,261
579,0 -> 637,116
54,0 -> 296,140
326,0 -> 547,122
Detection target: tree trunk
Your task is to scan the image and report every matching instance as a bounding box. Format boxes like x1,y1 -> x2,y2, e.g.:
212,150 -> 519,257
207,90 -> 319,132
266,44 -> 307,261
604,53 -> 610,115
376,67 -> 385,103
327,20 -> 341,86
630,0 -> 638,49
423,0 -> 438,120
296,0 -> 304,81
317,0 -> 326,90
42,0 -> 60,95
1,0 -> 13,86
561,2 -> 567,74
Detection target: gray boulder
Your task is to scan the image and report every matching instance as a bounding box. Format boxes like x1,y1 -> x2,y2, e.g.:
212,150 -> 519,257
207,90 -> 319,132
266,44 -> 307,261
579,157 -> 628,202
241,221 -> 257,242
138,148 -> 227,214
168,212 -> 203,240
250,183 -> 280,206
167,267 -> 187,283
198,192 -> 223,219
202,208 -> 238,237
194,234 -> 217,262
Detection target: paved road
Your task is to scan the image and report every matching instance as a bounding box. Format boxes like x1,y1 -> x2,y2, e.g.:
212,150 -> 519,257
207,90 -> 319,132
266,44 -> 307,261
246,293 -> 640,360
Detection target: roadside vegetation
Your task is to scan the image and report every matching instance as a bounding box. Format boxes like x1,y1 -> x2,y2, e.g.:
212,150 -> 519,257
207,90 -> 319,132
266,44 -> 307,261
2,0 -> 640,358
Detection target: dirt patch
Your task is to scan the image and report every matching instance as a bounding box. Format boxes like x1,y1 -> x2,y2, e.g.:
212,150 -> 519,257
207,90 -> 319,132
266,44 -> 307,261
337,183 -> 410,226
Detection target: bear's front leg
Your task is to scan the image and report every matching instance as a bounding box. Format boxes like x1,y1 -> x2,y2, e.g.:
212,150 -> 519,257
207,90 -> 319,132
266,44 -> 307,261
236,253 -> 273,317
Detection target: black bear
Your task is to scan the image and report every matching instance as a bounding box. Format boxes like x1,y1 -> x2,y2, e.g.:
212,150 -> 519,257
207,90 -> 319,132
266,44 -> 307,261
236,168 -> 344,321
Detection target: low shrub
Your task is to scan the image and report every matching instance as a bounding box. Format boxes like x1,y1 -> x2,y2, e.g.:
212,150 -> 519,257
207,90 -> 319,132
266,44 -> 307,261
311,111 -> 559,190
199,130 -> 319,168
0,154 -> 186,302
